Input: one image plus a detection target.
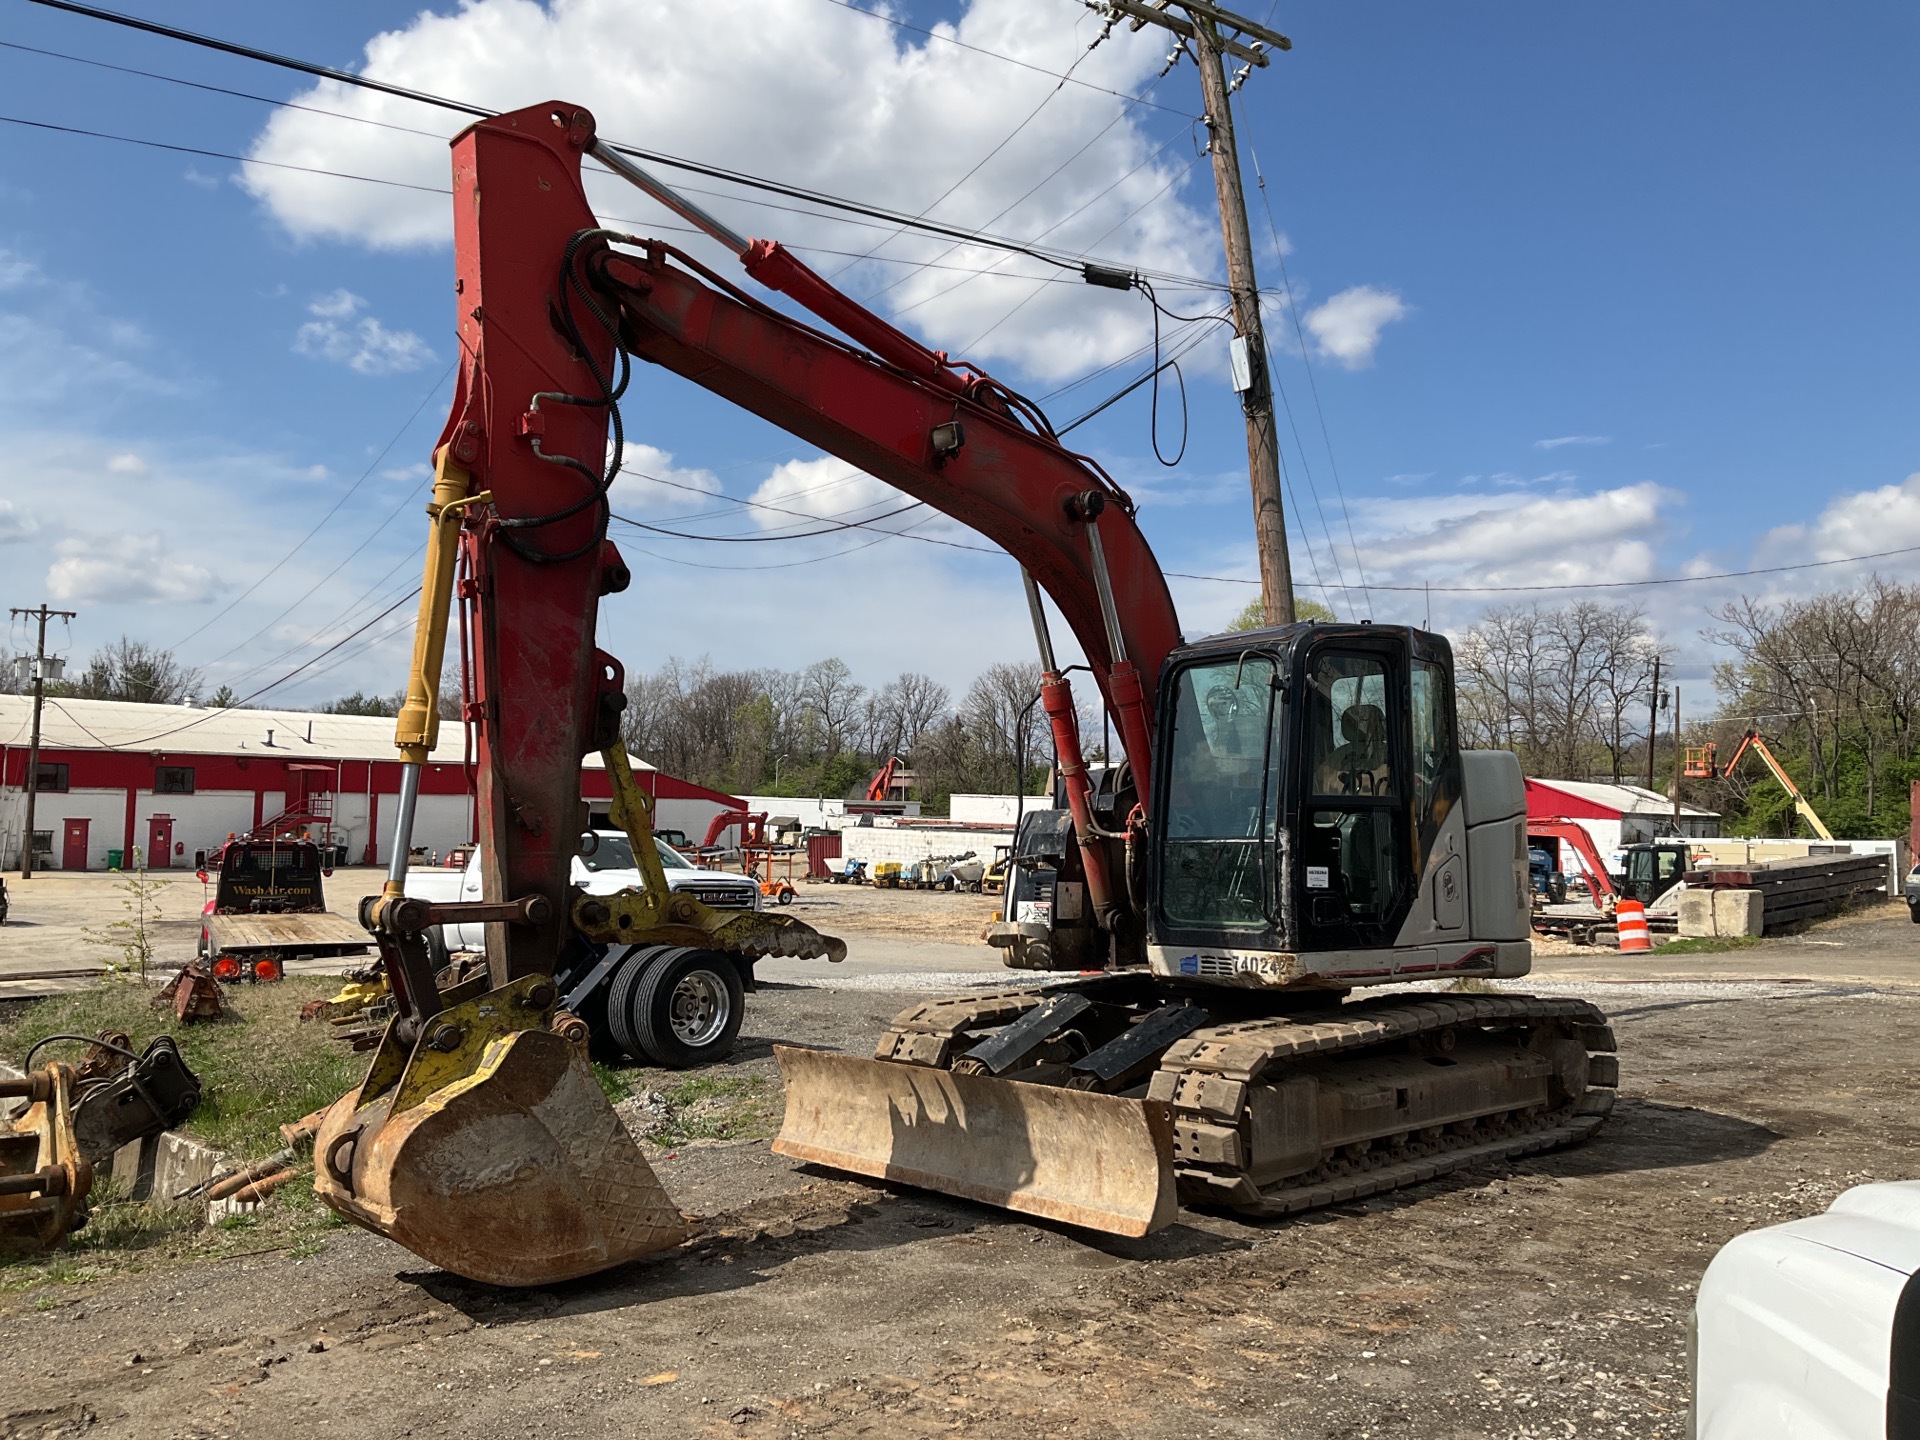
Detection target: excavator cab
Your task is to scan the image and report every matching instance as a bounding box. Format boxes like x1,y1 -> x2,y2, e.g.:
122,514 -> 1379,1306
1150,623 -> 1465,968
1622,841 -> 1693,907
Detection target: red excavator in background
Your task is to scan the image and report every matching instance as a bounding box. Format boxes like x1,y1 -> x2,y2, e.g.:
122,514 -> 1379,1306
309,102 -> 1616,1286
865,756 -> 906,802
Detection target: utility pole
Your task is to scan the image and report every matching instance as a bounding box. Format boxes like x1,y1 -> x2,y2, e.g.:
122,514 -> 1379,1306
1671,685 -> 1683,824
1090,1 -> 1296,624
1645,653 -> 1661,792
10,604 -> 76,879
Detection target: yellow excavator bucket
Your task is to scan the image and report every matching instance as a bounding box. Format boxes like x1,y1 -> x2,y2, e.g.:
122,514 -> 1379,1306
312,976 -> 686,1286
771,1046 -> 1178,1237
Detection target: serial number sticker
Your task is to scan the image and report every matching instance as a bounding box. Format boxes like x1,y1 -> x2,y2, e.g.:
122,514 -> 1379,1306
1306,866 -> 1331,889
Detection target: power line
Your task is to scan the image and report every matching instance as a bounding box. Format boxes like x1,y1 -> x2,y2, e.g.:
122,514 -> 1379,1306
0,36 -> 453,141
611,499 -> 924,544
825,13 -> 1105,280
0,87 -> 1109,290
1250,142 -> 1369,612
812,0 -> 1195,117
854,75 -> 1177,309
1168,541 -> 1920,593
170,362 -> 454,651
0,112 -> 447,193
20,0 -> 1227,292
50,586 -> 422,751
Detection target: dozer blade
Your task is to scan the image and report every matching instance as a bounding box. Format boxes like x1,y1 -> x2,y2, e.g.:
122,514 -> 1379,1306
771,1045 -> 1177,1238
313,975 -> 687,1286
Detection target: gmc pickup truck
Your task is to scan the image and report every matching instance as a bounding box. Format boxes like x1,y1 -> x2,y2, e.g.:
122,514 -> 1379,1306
403,831 -> 763,1066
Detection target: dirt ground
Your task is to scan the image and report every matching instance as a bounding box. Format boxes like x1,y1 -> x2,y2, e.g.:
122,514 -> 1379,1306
2,899 -> 1918,1438
0,868 -> 1002,988
777,877 -> 1001,944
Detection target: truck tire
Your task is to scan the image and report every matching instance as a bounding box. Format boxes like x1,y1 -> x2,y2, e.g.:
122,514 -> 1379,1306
634,948 -> 745,1068
426,928 -> 451,970
605,945 -> 676,1062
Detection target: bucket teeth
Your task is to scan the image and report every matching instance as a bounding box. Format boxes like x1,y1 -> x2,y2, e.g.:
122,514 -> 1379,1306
709,914 -> 847,964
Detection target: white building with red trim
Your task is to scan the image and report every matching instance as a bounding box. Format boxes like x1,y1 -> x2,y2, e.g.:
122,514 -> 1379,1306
0,695 -> 742,871
1524,777 -> 1720,861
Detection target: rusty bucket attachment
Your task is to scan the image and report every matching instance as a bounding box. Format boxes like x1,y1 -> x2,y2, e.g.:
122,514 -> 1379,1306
771,1046 -> 1178,1238
313,974 -> 687,1286
156,961 -> 227,1023
0,1064 -> 93,1255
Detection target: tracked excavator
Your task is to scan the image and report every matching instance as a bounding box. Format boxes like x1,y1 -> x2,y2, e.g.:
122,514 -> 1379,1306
311,102 -> 1617,1285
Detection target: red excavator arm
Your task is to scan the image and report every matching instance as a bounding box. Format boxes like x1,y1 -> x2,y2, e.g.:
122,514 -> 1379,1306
701,810 -> 768,851
1526,818 -> 1619,906
865,757 -> 902,804
434,102 -> 1184,938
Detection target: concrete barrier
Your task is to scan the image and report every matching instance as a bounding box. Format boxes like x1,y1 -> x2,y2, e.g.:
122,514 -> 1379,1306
1678,890 -> 1718,938
1713,888 -> 1764,938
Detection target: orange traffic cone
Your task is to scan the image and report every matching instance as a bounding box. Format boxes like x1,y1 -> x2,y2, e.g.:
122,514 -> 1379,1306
1615,899 -> 1651,953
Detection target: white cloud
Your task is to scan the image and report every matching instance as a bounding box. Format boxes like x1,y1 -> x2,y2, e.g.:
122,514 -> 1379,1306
307,288 -> 362,320
1755,471 -> 1920,569
237,0 -> 1236,383
106,452 -> 146,474
1351,482 -> 1670,590
607,442 -> 725,513
748,457 -> 901,528
293,290 -> 434,375
1304,286 -> 1407,369
47,533 -> 218,605
0,251 -> 39,291
0,498 -> 37,543
1534,434 -> 1611,450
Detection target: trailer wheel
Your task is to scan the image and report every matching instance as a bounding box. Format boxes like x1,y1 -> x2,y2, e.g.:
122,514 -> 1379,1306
634,949 -> 745,1069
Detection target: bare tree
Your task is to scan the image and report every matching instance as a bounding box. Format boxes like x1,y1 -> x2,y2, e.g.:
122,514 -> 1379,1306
798,658 -> 865,760
65,636 -> 202,705
1455,602 -> 1663,781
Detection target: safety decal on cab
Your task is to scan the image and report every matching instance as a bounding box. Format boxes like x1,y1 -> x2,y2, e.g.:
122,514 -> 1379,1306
1178,954 -> 1200,975
1306,865 -> 1331,889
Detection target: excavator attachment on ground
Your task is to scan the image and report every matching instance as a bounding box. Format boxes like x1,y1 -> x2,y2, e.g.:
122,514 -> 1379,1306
313,976 -> 686,1286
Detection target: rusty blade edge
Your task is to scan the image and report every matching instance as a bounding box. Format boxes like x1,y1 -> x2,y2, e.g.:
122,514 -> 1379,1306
768,1134 -> 1157,1238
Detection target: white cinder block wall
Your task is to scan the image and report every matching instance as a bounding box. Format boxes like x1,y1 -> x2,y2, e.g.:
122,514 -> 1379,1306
837,826 -> 1013,867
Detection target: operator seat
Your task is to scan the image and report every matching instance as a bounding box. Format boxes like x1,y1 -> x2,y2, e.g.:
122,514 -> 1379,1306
1324,702 -> 1390,796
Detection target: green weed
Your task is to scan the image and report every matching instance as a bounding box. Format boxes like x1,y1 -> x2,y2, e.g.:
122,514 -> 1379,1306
1650,935 -> 1766,956
0,977 -> 364,1159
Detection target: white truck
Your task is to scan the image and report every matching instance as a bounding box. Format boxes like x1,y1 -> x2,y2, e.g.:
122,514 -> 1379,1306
404,830 -> 763,1067
1693,1180 -> 1920,1436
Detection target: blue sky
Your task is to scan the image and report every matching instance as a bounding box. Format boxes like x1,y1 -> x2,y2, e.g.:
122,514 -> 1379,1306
0,0 -> 1914,709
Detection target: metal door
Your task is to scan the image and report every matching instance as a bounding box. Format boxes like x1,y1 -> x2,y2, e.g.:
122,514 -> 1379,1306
61,818 -> 89,871
147,815 -> 174,869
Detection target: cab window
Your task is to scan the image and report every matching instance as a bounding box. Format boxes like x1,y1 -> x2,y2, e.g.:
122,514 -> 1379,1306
1301,651 -> 1404,931
1309,655 -> 1393,798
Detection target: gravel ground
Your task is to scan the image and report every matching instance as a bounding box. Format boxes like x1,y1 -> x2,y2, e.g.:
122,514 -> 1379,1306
1,902 -> 1916,1438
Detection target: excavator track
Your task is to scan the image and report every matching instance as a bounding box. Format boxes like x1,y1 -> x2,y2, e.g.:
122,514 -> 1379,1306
871,982 -> 1616,1221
